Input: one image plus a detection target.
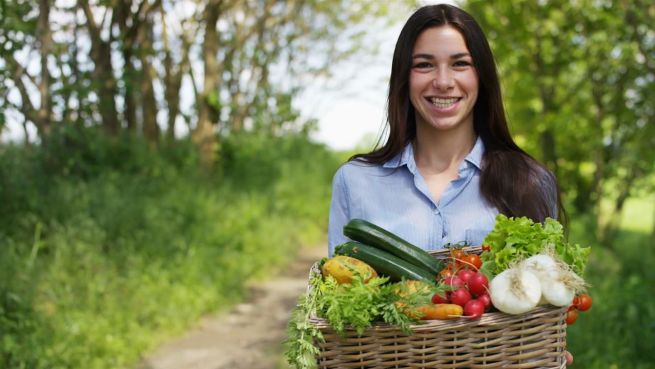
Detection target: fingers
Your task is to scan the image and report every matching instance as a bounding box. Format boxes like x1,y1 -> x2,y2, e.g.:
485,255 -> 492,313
565,350 -> 573,366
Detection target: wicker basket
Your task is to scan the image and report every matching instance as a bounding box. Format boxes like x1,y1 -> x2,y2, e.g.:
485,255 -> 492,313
309,247 -> 567,369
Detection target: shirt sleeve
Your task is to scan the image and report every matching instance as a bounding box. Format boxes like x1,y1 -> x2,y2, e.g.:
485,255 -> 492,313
328,166 -> 350,256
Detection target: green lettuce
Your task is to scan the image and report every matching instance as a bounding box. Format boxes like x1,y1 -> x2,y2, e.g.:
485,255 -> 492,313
480,215 -> 591,277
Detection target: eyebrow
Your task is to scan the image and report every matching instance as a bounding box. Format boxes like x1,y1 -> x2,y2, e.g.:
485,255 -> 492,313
412,52 -> 471,60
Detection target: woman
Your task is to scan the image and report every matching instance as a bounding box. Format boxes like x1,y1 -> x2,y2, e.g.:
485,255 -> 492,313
328,4 -> 562,255
327,3 -> 572,365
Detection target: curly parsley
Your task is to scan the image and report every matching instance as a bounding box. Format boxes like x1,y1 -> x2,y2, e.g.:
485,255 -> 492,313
285,274 -> 438,369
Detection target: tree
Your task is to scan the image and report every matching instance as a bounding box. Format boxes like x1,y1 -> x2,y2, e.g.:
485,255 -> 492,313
1,0 -> 54,140
0,0 -> 406,164
465,0 -> 654,245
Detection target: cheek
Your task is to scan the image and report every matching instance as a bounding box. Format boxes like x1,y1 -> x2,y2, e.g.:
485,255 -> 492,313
464,73 -> 479,96
409,73 -> 429,99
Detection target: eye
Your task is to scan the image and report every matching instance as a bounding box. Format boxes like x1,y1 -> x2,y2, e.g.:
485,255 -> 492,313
453,60 -> 473,68
413,62 -> 433,69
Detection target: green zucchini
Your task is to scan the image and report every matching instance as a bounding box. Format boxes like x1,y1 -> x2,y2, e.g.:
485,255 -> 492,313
334,241 -> 435,283
343,218 -> 443,275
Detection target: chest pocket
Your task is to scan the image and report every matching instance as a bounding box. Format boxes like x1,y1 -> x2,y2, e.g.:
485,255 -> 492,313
465,229 -> 491,247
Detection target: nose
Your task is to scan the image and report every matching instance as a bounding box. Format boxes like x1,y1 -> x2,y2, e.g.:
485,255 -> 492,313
432,68 -> 454,90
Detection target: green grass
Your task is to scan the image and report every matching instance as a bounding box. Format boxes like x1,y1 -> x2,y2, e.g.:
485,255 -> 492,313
566,200 -> 655,369
0,129 -> 340,369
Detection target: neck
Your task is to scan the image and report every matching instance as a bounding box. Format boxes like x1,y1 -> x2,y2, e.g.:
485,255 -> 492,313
413,124 -> 476,175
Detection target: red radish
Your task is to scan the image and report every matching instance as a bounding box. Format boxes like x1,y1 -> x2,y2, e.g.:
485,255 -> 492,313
450,288 -> 472,307
431,293 -> 448,304
457,269 -> 475,285
476,293 -> 492,310
443,276 -> 464,289
468,272 -> 489,296
464,299 -> 485,319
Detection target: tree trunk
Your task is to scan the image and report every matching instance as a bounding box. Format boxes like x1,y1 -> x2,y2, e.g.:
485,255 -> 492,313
531,20 -> 559,177
137,19 -> 159,143
161,6 -> 187,141
193,0 -> 222,165
123,49 -> 139,133
37,0 -> 53,138
115,0 -> 137,132
80,0 -> 120,134
539,128 -> 558,174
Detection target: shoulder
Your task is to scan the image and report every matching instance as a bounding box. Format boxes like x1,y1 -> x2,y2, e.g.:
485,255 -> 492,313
333,159 -> 389,181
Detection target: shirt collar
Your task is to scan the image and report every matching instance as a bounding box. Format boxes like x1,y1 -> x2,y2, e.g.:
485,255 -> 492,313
383,136 -> 484,171
465,136 -> 484,170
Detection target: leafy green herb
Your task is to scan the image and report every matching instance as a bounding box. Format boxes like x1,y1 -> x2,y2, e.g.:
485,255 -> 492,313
481,215 -> 591,276
285,273 -> 439,369
285,273 -> 324,369
317,276 -> 434,336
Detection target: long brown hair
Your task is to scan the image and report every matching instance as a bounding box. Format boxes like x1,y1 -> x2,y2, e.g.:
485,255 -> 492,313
351,4 -> 565,223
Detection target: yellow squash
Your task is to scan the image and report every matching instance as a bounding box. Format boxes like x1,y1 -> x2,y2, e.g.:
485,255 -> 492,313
321,255 -> 378,284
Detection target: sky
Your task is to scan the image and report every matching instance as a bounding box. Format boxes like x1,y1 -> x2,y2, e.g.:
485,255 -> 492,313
297,22 -> 402,151
299,0 -> 457,151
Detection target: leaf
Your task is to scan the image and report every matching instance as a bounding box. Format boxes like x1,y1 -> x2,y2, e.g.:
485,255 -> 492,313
483,215 -> 591,276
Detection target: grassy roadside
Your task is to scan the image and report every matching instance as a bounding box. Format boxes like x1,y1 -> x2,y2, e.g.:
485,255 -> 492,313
0,129 -> 340,369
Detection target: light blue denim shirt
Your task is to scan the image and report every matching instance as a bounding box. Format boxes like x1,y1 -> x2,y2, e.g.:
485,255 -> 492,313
328,137 -> 499,256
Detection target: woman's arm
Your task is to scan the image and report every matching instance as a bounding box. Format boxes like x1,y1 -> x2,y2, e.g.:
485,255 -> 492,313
328,167 -> 350,256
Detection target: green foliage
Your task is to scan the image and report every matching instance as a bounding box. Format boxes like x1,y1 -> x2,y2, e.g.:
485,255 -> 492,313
285,274 -> 432,369
566,217 -> 655,369
0,127 -> 340,369
464,0 -> 655,238
285,274 -> 324,369
481,215 -> 591,276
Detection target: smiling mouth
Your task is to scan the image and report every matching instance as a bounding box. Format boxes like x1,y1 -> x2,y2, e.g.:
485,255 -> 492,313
428,97 -> 460,108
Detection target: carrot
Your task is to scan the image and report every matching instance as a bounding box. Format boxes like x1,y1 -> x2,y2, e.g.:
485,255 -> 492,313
416,304 -> 463,320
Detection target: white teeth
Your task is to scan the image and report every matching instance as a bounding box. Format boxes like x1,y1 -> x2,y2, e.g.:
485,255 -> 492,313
430,97 -> 459,108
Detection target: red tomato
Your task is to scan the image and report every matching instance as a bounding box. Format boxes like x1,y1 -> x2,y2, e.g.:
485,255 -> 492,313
464,299 -> 485,319
450,288 -> 472,307
450,249 -> 467,268
573,294 -> 593,312
463,254 -> 482,270
438,268 -> 454,281
468,272 -> 489,297
451,249 -> 466,259
565,308 -> 578,325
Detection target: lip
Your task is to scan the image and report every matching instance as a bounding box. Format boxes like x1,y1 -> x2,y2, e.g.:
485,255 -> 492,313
424,96 -> 461,113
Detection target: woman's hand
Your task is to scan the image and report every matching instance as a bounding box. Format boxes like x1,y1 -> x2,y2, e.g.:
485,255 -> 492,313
565,351 -> 573,366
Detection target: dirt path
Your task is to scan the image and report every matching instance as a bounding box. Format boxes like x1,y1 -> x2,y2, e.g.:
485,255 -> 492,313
137,246 -> 326,369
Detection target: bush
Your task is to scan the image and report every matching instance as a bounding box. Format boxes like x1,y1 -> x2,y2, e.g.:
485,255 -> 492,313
566,214 -> 655,369
0,127 -> 340,369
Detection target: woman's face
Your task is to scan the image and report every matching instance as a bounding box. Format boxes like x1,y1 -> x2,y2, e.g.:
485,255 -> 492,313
409,25 -> 479,134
